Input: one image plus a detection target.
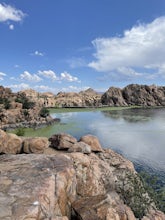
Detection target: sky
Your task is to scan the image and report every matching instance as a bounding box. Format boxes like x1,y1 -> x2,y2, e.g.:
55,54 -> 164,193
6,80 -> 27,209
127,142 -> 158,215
1,0 -> 165,94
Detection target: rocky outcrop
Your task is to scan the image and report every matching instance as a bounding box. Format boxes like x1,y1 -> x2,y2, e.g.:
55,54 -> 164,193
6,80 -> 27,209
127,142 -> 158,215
79,88 -> 102,107
101,86 -> 128,106
0,131 -> 164,219
0,154 -> 76,220
0,86 -> 58,130
54,92 -> 83,107
20,89 -> 56,107
54,88 -> 102,107
102,84 -> 165,106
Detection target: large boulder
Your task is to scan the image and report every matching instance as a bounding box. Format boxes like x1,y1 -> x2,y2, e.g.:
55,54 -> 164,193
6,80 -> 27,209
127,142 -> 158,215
0,132 -> 164,219
0,154 -> 76,219
68,141 -> 91,154
72,194 -> 136,220
79,135 -> 103,152
49,133 -> 77,150
23,137 -> 49,154
101,87 -> 127,106
0,130 -> 22,154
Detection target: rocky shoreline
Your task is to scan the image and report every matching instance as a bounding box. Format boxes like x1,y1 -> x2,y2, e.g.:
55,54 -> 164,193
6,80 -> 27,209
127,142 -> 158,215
1,117 -> 60,131
0,130 -> 164,219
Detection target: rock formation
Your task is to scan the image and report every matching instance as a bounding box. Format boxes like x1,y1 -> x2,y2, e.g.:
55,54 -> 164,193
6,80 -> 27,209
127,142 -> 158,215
0,130 -> 164,219
0,86 -> 57,130
102,84 -> 165,106
20,89 -> 56,107
54,88 -> 102,107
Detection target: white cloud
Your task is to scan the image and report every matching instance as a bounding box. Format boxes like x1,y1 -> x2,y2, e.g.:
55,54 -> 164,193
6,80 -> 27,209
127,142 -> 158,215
20,71 -> 42,82
62,86 -> 89,92
89,16 -> 165,80
60,71 -> 80,82
0,3 -> 25,22
9,24 -> 14,30
34,85 -> 58,93
38,70 -> 58,81
10,83 -> 30,90
0,72 -> 6,80
31,51 -> 44,56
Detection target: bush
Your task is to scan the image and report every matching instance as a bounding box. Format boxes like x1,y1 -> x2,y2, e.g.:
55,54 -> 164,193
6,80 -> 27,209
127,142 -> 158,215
139,171 -> 165,213
39,107 -> 49,118
4,99 -> 11,109
15,128 -> 25,136
117,171 -> 151,218
0,98 -> 11,109
15,94 -> 35,109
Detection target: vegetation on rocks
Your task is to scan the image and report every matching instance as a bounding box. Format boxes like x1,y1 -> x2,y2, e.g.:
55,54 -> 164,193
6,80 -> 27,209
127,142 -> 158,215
139,171 -> 165,213
15,93 -> 35,109
0,97 -> 11,109
39,107 -> 49,118
15,127 -> 25,136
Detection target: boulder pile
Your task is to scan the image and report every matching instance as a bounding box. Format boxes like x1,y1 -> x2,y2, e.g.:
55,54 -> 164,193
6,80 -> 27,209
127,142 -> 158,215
0,130 -> 164,219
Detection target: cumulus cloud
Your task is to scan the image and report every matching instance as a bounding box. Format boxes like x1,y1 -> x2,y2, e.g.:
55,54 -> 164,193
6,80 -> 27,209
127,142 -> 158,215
34,85 -> 58,93
38,70 -> 58,81
0,3 -> 25,22
60,71 -> 80,82
61,86 -> 89,92
89,17 -> 165,80
20,71 -> 42,82
10,83 -> 30,90
0,72 -> 6,80
9,24 -> 14,30
31,51 -> 44,56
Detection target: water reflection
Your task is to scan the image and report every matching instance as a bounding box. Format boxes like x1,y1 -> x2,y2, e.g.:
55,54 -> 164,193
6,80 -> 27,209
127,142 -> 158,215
102,108 -> 155,123
26,108 -> 165,172
91,108 -> 165,171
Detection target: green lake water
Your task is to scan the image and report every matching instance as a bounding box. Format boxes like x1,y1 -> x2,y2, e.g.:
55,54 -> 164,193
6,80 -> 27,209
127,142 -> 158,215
23,107 -> 165,174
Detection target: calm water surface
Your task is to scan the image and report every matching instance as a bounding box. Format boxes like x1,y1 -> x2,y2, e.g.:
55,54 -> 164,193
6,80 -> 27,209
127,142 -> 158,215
25,108 -> 165,173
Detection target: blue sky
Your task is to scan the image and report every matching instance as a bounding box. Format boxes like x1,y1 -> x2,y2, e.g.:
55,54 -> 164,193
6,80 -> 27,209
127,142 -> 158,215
1,0 -> 165,93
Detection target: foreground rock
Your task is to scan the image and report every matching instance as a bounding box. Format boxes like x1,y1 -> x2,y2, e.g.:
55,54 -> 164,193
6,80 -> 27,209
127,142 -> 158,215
79,134 -> 103,152
0,132 -> 165,219
0,154 -> 76,219
23,137 -> 49,154
0,129 -> 49,154
49,133 -> 77,150
0,130 -> 22,154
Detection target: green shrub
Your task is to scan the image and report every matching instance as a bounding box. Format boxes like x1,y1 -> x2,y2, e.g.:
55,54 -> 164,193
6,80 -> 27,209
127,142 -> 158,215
0,98 -> 11,109
39,107 -> 49,118
15,94 -> 35,109
139,171 -> 165,213
117,171 -> 151,218
15,128 -> 25,136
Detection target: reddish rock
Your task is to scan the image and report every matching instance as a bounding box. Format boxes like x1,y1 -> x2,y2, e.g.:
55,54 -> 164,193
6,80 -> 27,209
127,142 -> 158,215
49,133 -> 77,150
68,141 -> 91,154
0,130 -> 22,154
72,194 -> 136,220
0,154 -> 76,219
23,137 -> 49,154
79,135 -> 103,152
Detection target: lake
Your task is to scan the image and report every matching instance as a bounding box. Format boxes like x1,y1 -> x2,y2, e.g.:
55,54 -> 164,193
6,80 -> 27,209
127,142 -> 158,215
24,107 -> 165,175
